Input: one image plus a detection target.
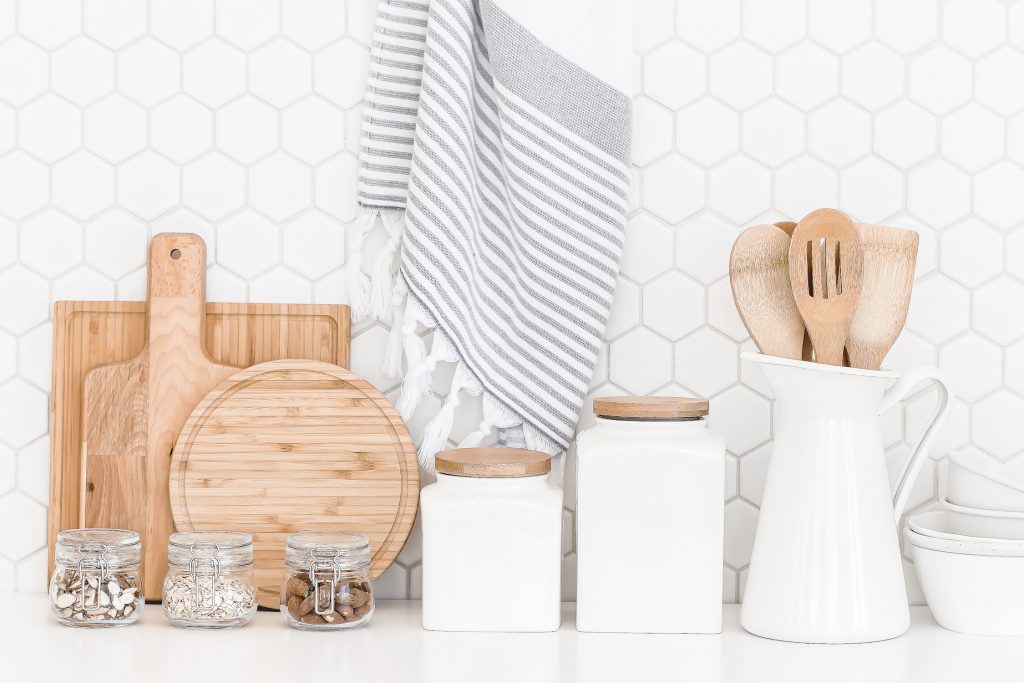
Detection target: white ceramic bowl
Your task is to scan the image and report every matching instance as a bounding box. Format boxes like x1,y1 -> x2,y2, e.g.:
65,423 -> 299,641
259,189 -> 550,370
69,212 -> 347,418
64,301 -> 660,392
906,527 -> 1024,636
946,448 -> 1024,513
908,508 -> 1024,543
939,497 -> 1024,539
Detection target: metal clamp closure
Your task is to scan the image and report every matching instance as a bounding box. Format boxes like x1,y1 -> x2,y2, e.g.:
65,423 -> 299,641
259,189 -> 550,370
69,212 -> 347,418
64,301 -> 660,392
307,545 -> 341,616
77,542 -> 109,607
188,542 -> 221,610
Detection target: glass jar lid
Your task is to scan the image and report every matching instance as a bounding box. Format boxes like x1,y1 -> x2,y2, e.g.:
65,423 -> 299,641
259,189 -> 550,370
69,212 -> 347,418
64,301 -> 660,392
285,531 -> 371,571
167,531 -> 253,569
55,528 -> 140,568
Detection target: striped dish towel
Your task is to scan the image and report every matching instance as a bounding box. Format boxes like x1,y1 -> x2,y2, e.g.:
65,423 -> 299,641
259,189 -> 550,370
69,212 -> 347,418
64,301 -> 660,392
351,0 -> 632,471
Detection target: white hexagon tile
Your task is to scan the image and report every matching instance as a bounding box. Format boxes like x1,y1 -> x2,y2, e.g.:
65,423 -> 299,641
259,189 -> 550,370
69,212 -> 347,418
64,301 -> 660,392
1,1 -> 1024,607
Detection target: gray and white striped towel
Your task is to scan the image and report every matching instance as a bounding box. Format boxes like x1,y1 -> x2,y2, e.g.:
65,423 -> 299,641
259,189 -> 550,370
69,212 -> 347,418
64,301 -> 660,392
350,0 -> 632,470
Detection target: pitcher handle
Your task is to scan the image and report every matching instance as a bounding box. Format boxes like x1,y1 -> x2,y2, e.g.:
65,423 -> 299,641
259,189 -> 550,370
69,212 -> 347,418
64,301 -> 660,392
879,366 -> 955,522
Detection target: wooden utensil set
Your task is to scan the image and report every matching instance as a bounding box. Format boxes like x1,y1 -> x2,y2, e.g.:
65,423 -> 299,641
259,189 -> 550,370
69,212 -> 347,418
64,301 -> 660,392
730,209 -> 919,370
48,233 -> 418,602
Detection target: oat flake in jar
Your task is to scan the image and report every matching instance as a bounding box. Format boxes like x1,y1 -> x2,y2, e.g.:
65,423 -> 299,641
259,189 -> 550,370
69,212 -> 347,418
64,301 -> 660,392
163,531 -> 258,629
421,448 -> 562,632
575,396 -> 725,633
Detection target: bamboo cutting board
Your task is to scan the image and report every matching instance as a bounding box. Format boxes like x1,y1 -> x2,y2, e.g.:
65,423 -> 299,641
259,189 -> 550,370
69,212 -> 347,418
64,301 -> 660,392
48,233 -> 350,588
169,359 -> 419,609
82,234 -> 242,598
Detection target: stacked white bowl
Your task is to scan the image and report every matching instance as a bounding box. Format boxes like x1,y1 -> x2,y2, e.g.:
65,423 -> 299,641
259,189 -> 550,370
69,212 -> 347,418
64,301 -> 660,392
906,447 -> 1024,636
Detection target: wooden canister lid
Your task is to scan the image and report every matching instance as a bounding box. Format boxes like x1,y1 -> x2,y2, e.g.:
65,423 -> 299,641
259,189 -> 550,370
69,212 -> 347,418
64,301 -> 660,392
593,396 -> 709,419
435,448 -> 551,477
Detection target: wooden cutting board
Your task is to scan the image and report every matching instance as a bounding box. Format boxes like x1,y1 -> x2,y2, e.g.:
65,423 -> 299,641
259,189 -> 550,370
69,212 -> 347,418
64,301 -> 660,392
48,233 -> 350,590
169,359 -> 418,609
81,234 -> 244,598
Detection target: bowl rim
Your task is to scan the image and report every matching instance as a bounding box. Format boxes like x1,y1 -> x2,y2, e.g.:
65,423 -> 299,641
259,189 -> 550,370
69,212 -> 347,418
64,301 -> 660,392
904,526 -> 1024,557
907,509 -> 1024,544
941,496 -> 1024,519
949,450 -> 1024,497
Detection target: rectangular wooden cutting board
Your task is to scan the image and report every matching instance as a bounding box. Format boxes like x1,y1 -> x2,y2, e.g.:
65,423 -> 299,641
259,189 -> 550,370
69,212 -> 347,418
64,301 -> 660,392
48,244 -> 350,581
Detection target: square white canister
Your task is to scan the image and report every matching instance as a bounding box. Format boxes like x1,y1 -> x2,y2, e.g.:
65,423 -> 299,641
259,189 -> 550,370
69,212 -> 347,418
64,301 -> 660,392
420,448 -> 562,632
575,396 -> 725,633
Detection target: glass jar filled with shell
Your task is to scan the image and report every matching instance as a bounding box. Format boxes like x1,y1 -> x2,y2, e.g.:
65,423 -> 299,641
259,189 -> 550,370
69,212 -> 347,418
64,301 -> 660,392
281,531 -> 374,630
50,528 -> 143,627
163,531 -> 258,629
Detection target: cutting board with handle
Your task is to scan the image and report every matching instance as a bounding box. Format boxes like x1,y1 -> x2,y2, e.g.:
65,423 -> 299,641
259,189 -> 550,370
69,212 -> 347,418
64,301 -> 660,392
48,232 -> 351,592
170,359 -> 419,609
82,233 -> 242,597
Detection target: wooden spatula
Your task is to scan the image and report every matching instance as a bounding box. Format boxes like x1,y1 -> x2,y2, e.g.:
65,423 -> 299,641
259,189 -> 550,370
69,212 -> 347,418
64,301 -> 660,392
729,224 -> 805,359
788,209 -> 864,366
81,234 -> 239,598
845,223 -> 919,370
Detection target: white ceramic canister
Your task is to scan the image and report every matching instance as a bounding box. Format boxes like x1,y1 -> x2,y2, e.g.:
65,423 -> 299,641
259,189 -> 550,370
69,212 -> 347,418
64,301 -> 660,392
421,448 -> 562,632
575,396 -> 725,633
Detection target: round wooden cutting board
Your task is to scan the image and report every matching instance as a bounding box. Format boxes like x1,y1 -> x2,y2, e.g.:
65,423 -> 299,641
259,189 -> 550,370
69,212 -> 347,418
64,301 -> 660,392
169,359 -> 418,609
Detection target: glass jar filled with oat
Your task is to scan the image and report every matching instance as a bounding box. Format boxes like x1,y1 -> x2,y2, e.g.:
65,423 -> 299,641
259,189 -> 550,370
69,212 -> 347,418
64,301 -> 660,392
281,531 -> 374,630
163,531 -> 258,629
50,528 -> 143,627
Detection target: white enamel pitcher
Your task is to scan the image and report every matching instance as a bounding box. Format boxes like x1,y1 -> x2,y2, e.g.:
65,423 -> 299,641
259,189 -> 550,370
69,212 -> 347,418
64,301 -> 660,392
740,353 -> 954,644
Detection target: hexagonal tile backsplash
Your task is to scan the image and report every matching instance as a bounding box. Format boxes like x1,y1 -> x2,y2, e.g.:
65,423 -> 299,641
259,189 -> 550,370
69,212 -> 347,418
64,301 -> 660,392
0,0 -> 1023,607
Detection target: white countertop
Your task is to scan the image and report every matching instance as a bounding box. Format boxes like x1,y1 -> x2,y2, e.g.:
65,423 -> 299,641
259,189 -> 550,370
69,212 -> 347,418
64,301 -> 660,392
5,594 -> 1024,682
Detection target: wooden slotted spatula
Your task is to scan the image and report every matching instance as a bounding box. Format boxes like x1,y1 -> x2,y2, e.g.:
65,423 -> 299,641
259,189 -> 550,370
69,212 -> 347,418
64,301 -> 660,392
729,224 -> 805,359
845,223 -> 919,370
81,234 -> 239,598
788,209 -> 864,366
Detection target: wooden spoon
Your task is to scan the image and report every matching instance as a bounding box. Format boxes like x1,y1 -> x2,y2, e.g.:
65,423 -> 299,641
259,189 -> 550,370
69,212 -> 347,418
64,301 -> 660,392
788,209 -> 864,366
729,224 -> 805,359
845,223 -> 919,370
773,220 -> 797,236
774,221 -> 813,361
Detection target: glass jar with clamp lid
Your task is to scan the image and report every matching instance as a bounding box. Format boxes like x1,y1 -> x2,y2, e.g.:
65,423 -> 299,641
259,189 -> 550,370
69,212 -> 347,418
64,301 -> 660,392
281,531 -> 374,630
50,528 -> 143,627
162,531 -> 258,628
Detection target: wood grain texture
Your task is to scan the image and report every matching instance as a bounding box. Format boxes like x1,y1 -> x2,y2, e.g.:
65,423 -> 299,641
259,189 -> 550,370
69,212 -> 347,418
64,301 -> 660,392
82,234 -> 239,598
773,220 -> 797,236
169,359 -> 418,609
774,221 -> 814,361
593,396 -> 709,419
729,224 -> 806,360
435,448 -> 551,478
788,209 -> 864,366
845,223 -> 919,370
48,240 -> 350,586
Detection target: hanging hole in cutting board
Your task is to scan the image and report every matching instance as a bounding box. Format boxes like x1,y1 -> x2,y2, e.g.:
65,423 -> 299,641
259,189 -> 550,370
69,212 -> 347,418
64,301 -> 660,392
170,248 -> 181,260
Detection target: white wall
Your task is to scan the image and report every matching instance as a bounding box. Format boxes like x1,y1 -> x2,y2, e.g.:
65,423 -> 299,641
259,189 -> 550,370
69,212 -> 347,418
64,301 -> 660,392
0,0 -> 1021,604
